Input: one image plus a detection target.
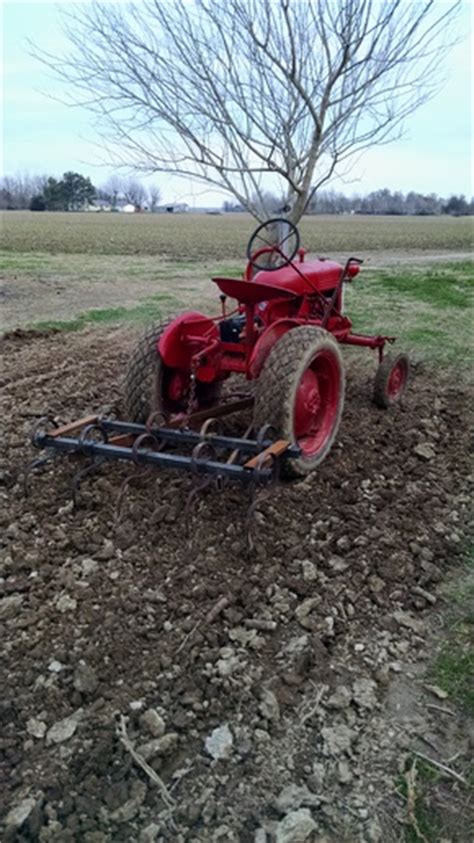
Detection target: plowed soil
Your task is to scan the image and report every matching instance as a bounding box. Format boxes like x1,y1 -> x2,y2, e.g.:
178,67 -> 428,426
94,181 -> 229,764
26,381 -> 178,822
1,326 -> 472,843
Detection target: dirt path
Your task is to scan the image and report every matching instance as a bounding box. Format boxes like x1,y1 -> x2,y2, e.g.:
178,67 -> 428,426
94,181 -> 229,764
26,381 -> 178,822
1,327 -> 473,842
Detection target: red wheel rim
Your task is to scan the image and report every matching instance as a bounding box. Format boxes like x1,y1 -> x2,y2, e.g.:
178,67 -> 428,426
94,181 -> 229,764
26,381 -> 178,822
387,359 -> 408,400
293,350 -> 340,458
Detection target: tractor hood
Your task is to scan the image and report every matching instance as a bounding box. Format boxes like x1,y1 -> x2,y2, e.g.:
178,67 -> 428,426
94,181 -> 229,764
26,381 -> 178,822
254,259 -> 359,295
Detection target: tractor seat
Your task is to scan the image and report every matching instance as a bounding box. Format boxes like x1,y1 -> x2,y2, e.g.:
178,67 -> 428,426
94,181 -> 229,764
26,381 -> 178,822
212,276 -> 297,304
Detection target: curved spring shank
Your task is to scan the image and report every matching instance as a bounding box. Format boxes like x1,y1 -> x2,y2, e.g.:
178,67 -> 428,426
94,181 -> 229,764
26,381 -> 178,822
24,450 -> 59,497
245,450 -> 280,553
71,458 -> 106,509
183,440 -> 218,547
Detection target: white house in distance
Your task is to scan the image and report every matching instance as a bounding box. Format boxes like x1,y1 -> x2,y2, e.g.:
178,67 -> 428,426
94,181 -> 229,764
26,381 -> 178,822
86,200 -> 193,213
87,200 -> 138,213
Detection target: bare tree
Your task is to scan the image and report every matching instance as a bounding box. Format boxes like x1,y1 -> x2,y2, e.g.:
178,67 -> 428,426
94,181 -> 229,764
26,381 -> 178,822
101,175 -> 124,208
0,173 -> 50,209
100,175 -> 151,208
252,190 -> 287,217
39,0 -> 460,223
122,178 -> 149,209
148,184 -> 162,212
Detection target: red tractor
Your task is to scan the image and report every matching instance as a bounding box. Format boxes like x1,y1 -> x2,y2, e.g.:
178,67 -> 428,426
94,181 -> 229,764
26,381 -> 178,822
124,218 -> 409,477
29,218 -> 409,494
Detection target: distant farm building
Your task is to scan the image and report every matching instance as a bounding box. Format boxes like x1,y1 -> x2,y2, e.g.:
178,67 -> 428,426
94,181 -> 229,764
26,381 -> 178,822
165,203 -> 189,213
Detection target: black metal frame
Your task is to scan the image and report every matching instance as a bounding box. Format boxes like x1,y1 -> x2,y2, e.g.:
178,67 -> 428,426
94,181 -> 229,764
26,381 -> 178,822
31,417 -> 300,486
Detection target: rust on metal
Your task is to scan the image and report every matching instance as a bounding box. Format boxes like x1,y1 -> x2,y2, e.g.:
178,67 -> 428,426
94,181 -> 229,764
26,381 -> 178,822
165,397 -> 254,429
48,415 -> 99,438
244,439 -> 290,469
108,434 -> 135,448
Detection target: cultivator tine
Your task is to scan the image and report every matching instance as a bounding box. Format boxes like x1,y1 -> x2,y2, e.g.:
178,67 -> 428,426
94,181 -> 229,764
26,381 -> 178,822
183,418 -> 224,548
226,423 -> 254,467
24,449 -> 60,497
183,439 -> 220,557
78,422 -> 109,449
71,457 -> 107,509
25,415 -> 63,496
184,475 -> 214,556
245,454 -> 280,553
69,422 -> 110,508
114,467 -> 155,524
256,423 -> 278,447
132,431 -> 164,461
111,430 -> 164,520
244,425 -> 280,553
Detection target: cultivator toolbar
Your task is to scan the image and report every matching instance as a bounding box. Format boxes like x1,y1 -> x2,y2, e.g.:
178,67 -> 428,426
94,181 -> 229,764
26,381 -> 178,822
27,399 -> 298,499
26,400 -> 296,549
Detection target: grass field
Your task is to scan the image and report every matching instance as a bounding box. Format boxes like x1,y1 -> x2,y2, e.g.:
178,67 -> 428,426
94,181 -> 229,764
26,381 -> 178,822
2,210 -> 473,257
1,211 -> 473,370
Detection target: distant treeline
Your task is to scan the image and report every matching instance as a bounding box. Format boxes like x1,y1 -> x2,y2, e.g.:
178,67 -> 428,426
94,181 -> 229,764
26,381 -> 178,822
1,172 -> 472,216
307,188 -> 473,216
224,188 -> 474,216
0,173 -> 161,212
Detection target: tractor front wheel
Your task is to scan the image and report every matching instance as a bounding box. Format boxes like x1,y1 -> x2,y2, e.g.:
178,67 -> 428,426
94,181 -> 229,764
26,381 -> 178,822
373,352 -> 410,408
253,326 -> 345,477
123,319 -> 220,423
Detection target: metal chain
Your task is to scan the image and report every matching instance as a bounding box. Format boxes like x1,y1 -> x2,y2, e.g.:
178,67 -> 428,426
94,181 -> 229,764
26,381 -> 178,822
185,357 -> 198,421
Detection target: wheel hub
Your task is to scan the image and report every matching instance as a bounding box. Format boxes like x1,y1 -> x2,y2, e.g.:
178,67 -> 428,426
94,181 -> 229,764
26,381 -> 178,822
293,350 -> 340,458
294,370 -> 321,436
388,362 -> 405,397
167,371 -> 188,402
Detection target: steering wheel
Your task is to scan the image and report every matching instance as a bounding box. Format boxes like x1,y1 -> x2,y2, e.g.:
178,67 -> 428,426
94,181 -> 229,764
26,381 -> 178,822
246,218 -> 300,272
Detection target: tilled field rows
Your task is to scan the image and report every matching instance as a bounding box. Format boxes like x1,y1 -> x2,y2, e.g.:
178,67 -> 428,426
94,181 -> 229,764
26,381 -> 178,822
1,326 -> 472,842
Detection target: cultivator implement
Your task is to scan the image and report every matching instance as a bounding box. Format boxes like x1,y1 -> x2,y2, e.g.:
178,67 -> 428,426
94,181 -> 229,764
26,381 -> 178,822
27,400 -> 299,495
26,400 -> 296,549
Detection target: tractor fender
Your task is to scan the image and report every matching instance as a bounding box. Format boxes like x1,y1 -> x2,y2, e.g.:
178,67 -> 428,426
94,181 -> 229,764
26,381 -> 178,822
249,318 -> 301,379
158,311 -> 219,369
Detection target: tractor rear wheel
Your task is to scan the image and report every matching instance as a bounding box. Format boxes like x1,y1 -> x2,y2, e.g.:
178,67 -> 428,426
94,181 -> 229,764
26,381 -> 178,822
253,326 -> 345,477
123,319 -> 220,423
373,352 -> 410,408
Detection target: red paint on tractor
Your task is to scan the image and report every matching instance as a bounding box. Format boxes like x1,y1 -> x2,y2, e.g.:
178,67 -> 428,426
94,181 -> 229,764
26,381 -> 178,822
158,311 -> 219,369
249,318 -> 301,378
293,349 -> 341,458
387,358 -> 409,399
167,371 -> 188,402
254,259 -> 350,296
211,277 -> 296,304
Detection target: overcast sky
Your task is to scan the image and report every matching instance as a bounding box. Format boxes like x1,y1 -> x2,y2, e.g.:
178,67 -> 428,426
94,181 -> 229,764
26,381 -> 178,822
3,0 -> 473,206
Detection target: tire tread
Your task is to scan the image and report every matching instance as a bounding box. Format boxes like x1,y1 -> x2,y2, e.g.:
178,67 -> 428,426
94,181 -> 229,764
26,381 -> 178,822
373,352 -> 410,409
123,319 -> 171,422
254,326 -> 345,477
